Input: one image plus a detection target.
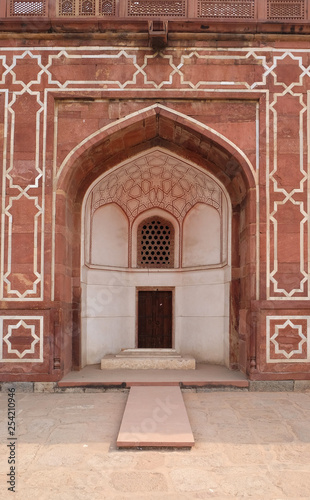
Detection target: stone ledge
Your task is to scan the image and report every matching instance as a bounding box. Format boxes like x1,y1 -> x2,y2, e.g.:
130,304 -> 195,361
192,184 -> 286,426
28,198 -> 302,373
116,348 -> 182,358
293,380 -> 310,392
34,382 -> 57,393
1,382 -> 34,393
249,380 -> 295,392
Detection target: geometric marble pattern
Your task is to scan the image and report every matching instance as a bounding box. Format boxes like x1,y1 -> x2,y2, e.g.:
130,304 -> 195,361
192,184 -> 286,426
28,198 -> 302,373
0,316 -> 43,362
266,316 -> 310,363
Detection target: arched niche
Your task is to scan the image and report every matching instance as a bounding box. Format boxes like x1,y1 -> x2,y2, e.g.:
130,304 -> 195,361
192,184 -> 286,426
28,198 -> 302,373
90,203 -> 128,268
182,203 -> 225,268
80,148 -> 232,367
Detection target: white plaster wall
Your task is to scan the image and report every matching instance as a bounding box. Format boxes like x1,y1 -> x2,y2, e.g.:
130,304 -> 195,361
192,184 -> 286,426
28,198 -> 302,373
91,203 -> 128,267
81,267 -> 135,366
175,279 -> 230,364
183,203 -> 221,267
81,266 -> 230,366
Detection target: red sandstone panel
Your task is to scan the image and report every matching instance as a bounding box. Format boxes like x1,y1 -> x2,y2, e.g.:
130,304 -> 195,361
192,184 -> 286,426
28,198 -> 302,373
178,51 -> 265,89
267,73 -> 308,299
256,312 -> 310,376
0,310 -> 51,376
48,51 -> 138,88
2,87 -> 44,301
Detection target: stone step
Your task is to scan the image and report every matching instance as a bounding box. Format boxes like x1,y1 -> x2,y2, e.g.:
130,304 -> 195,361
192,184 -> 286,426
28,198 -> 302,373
101,353 -> 195,370
117,386 -> 195,448
116,348 -> 181,358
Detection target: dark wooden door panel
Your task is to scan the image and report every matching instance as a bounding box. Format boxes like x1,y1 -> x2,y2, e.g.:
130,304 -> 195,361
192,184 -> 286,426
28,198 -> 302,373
137,291 -> 153,348
138,291 -> 172,348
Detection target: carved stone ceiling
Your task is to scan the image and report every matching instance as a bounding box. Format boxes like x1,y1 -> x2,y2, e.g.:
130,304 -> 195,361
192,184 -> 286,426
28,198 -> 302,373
91,150 -> 222,221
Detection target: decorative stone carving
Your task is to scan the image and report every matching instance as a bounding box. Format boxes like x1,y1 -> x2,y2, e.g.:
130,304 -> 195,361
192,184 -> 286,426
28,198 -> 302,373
91,149 -> 222,222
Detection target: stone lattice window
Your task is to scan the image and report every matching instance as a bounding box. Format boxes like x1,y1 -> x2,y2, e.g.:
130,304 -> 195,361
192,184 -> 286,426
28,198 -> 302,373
267,0 -> 305,19
10,0 -> 46,16
79,0 -> 95,15
198,0 -> 255,18
58,0 -> 74,15
137,217 -> 174,268
127,0 -> 186,17
58,0 -> 115,15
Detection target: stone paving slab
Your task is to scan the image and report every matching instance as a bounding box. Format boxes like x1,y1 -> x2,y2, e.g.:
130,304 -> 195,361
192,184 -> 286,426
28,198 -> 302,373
117,386 -> 194,447
1,391 -> 310,498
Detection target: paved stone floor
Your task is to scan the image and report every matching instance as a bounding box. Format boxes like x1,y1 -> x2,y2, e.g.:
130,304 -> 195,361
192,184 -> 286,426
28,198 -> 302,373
1,390 -> 310,499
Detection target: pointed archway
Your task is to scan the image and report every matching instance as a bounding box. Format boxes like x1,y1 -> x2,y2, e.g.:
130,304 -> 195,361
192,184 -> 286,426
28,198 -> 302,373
55,105 -> 257,375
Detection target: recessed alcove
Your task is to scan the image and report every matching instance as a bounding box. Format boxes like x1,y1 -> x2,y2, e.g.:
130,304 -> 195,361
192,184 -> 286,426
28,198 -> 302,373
91,203 -> 128,267
81,147 -> 231,368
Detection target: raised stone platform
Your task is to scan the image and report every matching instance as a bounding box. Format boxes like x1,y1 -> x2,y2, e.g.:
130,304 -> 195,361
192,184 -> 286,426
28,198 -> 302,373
101,349 -> 196,370
117,386 -> 195,448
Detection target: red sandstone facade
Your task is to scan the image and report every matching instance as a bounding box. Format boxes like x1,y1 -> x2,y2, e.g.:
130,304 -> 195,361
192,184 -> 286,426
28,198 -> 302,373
1,0 -> 310,382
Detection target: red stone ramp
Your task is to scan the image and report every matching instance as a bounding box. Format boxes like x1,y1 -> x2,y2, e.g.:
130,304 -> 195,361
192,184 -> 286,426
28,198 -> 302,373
117,386 -> 194,448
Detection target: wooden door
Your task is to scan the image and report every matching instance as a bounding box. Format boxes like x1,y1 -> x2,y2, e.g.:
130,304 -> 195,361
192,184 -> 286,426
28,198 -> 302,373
138,291 -> 172,348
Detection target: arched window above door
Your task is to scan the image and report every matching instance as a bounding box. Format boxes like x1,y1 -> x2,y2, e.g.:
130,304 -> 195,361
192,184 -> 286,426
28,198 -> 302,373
137,216 -> 175,268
